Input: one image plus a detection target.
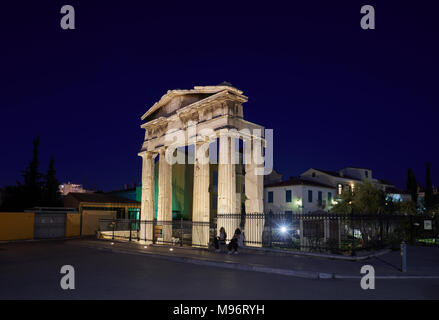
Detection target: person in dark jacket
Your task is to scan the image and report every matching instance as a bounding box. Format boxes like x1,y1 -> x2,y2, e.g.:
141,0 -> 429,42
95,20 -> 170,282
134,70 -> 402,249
228,228 -> 242,254
214,227 -> 227,252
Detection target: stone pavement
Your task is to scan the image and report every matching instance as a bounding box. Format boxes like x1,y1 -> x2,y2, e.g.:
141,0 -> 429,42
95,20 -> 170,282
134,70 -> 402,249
68,239 -> 439,279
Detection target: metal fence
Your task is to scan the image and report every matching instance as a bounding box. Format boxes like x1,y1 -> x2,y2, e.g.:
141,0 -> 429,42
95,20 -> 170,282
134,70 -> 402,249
98,218 -> 215,247
98,213 -> 439,254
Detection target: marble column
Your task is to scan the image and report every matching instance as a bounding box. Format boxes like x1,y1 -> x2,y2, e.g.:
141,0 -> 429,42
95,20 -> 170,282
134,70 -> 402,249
192,142 -> 210,248
244,137 -> 264,247
140,151 -> 156,244
217,133 -> 239,241
157,148 -> 173,244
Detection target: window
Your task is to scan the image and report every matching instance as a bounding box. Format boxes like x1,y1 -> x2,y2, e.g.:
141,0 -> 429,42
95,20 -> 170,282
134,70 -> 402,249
308,190 -> 313,203
365,170 -> 369,178
312,172 -> 316,177
328,192 -> 332,203
268,191 -> 273,203
286,190 -> 292,203
318,191 -> 322,205
337,184 -> 342,195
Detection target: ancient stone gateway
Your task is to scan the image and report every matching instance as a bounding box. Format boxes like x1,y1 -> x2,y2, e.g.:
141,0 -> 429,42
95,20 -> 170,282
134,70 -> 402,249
138,84 -> 267,248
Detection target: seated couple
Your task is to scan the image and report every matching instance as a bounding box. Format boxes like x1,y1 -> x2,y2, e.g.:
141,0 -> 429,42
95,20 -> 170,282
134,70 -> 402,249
213,227 -> 244,254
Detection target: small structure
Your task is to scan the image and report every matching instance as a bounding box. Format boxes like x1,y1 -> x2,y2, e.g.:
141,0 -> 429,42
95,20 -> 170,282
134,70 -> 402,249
63,193 -> 140,236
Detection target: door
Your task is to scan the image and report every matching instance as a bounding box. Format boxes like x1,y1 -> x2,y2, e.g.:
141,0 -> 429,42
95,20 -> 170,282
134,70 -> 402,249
34,214 -> 66,239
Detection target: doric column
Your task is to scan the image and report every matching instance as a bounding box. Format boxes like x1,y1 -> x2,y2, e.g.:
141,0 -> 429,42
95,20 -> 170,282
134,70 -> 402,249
157,148 -> 173,244
217,133 -> 239,241
139,151 -> 156,244
192,141 -> 210,248
244,137 -> 264,247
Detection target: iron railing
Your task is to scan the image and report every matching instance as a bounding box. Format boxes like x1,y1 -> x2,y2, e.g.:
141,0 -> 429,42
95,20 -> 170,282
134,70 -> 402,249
98,213 -> 439,254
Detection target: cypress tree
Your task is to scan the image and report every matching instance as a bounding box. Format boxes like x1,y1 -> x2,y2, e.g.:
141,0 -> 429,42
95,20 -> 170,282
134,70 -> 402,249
21,135 -> 43,208
425,162 -> 433,211
406,168 -> 418,205
43,155 -> 61,206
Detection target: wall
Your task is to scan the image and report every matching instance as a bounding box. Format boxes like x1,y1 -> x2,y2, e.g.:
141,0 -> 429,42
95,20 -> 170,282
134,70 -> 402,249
0,212 -> 34,241
109,189 -> 137,201
301,185 -> 336,213
264,185 -> 303,213
81,210 -> 117,236
340,168 -> 372,181
65,213 -> 81,237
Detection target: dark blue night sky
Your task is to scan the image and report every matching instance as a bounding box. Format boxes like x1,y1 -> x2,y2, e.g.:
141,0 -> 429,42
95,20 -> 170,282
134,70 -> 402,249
1,1 -> 438,191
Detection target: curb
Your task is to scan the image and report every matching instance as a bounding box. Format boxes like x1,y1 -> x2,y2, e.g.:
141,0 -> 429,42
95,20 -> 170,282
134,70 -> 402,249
241,245 -> 392,261
0,236 -> 84,245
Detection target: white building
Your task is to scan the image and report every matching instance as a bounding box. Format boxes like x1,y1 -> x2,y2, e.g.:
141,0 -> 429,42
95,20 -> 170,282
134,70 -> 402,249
264,167 -> 411,214
300,167 -> 409,200
59,182 -> 93,196
264,177 -> 336,214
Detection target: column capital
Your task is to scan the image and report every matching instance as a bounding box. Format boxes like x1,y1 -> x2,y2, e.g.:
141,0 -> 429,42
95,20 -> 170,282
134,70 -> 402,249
138,150 -> 157,159
157,147 -> 167,156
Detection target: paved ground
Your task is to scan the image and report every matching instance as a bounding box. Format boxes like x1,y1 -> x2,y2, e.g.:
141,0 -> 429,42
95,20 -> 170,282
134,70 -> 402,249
73,238 -> 439,278
1,240 -> 439,299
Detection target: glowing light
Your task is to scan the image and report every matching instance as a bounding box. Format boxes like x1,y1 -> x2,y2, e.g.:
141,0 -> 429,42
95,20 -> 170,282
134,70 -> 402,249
144,246 -> 148,249
280,226 -> 287,234
110,242 -> 114,245
169,248 -> 174,252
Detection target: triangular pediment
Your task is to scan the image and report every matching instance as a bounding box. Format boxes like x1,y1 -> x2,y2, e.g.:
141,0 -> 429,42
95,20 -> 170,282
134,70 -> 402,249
141,84 -> 245,122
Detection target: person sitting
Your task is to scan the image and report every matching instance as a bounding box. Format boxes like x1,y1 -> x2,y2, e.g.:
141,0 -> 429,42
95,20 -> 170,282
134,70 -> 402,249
228,228 -> 242,255
213,227 -> 227,252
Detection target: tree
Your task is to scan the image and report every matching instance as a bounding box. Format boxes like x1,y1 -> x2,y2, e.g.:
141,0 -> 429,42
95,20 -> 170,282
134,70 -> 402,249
20,135 -> 43,209
424,162 -> 433,212
0,135 -> 61,211
397,200 -> 417,215
406,168 -> 418,206
42,155 -> 61,206
330,180 -> 389,248
331,180 -> 386,214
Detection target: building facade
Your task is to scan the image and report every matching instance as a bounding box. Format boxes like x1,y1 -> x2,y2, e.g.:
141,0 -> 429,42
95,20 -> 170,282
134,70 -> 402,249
300,167 -> 409,200
264,167 -> 411,215
264,177 -> 336,214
